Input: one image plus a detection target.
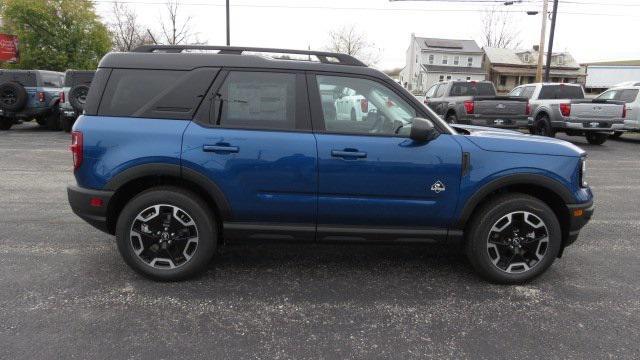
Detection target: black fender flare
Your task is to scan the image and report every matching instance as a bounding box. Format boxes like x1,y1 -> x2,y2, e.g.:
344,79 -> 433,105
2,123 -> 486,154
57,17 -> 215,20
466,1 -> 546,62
105,163 -> 232,221
47,96 -> 60,109
456,173 -> 574,228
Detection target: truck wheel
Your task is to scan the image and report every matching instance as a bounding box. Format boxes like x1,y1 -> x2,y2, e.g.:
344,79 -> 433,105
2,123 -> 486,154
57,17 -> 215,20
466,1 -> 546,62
61,114 -> 74,133
0,82 -> 28,111
0,117 -> 12,130
465,193 -> 561,284
533,116 -> 555,137
585,132 -> 607,145
115,186 -> 217,281
609,131 -> 623,139
45,107 -> 61,131
446,113 -> 458,124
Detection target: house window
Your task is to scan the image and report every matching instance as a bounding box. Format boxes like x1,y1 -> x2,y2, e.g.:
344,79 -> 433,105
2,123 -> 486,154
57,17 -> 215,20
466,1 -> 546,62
439,75 -> 444,82
467,57 -> 473,67
446,75 -> 452,80
557,55 -> 564,65
466,76 -> 471,81
499,75 -> 507,86
523,54 -> 530,63
454,56 -> 459,65
428,54 -> 434,64
442,56 -> 448,65
416,55 -> 419,64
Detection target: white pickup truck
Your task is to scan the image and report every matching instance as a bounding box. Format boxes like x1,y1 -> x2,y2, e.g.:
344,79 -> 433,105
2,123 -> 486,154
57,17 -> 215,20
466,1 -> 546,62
510,83 -> 625,145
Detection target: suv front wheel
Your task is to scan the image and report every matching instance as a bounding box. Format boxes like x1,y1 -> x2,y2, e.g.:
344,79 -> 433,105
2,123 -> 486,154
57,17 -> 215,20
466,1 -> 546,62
116,186 -> 217,281
465,193 -> 561,284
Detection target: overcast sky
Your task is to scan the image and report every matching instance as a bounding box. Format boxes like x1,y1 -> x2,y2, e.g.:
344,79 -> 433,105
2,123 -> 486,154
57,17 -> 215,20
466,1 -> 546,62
93,0 -> 640,70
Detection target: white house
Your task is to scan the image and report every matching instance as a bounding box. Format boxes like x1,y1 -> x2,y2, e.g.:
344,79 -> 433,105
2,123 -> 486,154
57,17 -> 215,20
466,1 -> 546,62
399,34 -> 485,93
582,60 -> 640,93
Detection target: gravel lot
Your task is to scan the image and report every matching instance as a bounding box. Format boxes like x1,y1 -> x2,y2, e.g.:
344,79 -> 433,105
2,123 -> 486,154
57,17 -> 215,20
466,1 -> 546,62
1,122 -> 639,359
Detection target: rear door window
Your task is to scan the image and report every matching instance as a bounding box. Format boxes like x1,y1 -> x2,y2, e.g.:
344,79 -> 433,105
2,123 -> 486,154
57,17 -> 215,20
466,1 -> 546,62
539,85 -> 584,99
435,84 -> 446,97
508,87 -> 523,97
521,86 -> 536,99
213,71 -> 304,130
450,82 -> 495,96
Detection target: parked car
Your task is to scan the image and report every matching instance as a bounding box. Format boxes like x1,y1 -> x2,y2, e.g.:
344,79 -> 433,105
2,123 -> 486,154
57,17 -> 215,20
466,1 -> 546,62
60,70 -> 95,132
0,70 -> 64,130
509,83 -> 625,145
423,80 -> 529,128
67,45 -> 593,284
593,85 -> 640,138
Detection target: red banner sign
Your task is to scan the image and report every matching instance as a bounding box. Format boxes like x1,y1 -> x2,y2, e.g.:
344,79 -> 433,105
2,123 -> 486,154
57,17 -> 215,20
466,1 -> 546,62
0,34 -> 19,63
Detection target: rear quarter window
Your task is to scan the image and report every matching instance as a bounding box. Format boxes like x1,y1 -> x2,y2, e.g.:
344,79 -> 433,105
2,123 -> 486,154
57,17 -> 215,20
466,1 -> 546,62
97,68 -> 219,119
618,89 -> 639,103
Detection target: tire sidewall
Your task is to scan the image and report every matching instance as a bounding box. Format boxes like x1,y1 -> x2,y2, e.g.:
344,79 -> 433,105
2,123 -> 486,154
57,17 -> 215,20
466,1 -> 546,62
115,188 -> 217,281
0,82 -> 28,111
446,114 -> 457,124
69,85 -> 89,112
466,195 -> 562,284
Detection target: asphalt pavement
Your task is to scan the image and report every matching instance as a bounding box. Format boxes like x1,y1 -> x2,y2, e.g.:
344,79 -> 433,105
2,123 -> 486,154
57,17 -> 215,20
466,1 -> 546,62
1,122 -> 639,359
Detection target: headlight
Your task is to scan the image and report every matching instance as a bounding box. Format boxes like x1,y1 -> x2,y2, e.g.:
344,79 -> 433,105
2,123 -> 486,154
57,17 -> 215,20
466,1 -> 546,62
580,158 -> 588,188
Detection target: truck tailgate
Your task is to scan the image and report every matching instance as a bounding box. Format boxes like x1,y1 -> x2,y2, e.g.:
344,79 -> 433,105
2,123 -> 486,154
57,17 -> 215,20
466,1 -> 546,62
570,101 -> 624,120
473,98 -> 528,116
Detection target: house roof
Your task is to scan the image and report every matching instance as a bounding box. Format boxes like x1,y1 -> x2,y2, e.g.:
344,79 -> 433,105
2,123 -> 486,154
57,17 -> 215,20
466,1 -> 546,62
415,37 -> 482,53
490,65 -> 585,77
582,60 -> 640,66
484,47 -> 580,69
421,64 -> 486,75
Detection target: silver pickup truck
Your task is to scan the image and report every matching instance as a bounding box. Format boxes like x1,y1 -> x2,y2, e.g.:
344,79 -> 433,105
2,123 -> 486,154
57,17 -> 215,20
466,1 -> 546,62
510,83 -> 625,145
423,80 -> 529,128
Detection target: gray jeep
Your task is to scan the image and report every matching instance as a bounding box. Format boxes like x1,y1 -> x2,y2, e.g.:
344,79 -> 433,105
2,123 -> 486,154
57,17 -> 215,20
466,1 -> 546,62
0,70 -> 64,131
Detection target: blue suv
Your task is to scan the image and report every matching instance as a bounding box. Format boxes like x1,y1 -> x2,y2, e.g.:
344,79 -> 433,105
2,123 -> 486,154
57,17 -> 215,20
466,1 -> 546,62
67,46 -> 593,283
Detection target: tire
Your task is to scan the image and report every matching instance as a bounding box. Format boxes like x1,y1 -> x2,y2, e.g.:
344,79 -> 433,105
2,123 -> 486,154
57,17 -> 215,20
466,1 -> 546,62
533,115 -> 555,137
585,132 -> 607,145
45,106 -> 61,131
115,186 -> 217,281
350,108 -> 357,121
0,117 -> 12,130
0,82 -> 28,111
609,131 -> 623,139
61,114 -> 74,133
465,193 -> 562,284
446,113 -> 458,124
36,117 -> 47,126
68,85 -> 90,113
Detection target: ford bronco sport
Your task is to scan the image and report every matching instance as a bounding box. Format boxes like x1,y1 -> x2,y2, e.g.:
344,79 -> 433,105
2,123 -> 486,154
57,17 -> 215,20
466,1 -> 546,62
0,70 -> 64,131
67,46 -> 594,284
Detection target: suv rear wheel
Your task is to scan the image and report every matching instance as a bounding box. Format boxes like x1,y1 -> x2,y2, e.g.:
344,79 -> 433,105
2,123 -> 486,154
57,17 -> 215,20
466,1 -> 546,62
533,115 -> 555,137
0,117 -> 12,130
116,186 -> 217,281
585,132 -> 607,145
465,193 -> 561,284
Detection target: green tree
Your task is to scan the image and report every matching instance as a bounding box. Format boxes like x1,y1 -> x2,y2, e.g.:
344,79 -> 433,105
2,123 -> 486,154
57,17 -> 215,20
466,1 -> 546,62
1,0 -> 111,71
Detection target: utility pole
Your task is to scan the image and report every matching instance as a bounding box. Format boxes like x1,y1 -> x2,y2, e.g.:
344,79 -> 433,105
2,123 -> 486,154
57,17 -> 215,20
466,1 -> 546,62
226,0 -> 230,46
544,0 -> 559,82
535,0 -> 549,82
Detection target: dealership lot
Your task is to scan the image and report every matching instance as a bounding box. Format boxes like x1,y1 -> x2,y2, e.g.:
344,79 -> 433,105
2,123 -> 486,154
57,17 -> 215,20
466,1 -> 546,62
1,123 -> 639,359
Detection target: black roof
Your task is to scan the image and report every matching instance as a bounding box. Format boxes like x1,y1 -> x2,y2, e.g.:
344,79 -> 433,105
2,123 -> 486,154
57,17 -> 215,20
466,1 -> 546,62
98,45 -> 382,77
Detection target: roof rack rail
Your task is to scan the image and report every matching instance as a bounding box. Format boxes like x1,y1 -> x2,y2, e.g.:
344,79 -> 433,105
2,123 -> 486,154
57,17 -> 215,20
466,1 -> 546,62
131,45 -> 367,67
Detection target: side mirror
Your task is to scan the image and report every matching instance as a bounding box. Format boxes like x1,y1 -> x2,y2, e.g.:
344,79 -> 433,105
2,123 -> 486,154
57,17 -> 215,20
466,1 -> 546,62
410,117 -> 439,142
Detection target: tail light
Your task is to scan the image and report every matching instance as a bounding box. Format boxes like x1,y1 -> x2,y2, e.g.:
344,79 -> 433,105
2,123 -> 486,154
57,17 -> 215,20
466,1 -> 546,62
622,106 -> 627,118
525,101 -> 532,116
59,91 -> 65,103
464,100 -> 474,114
560,103 -> 571,117
360,98 -> 368,113
37,91 -> 45,102
70,131 -> 83,170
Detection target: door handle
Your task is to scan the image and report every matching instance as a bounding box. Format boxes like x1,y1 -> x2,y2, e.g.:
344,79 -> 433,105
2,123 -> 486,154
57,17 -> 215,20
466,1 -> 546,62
331,149 -> 367,159
203,144 -> 239,153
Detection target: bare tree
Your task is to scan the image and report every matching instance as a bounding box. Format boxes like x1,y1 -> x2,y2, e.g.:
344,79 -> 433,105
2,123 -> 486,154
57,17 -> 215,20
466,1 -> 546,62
158,0 -> 204,45
326,25 -> 381,65
109,2 -> 155,51
480,7 -> 522,49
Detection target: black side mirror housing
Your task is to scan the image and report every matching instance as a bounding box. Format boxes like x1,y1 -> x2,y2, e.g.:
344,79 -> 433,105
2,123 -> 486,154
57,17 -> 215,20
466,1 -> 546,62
410,117 -> 439,142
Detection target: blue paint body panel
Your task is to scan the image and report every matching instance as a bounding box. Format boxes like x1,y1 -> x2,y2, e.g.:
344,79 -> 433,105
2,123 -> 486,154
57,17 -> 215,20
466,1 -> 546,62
73,115 -> 188,189
315,133 -> 462,228
181,122 -> 318,224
